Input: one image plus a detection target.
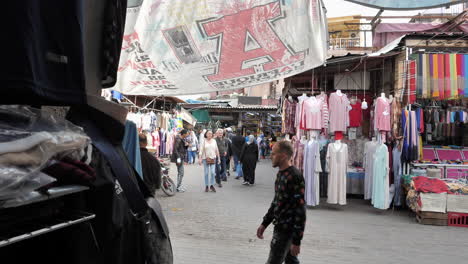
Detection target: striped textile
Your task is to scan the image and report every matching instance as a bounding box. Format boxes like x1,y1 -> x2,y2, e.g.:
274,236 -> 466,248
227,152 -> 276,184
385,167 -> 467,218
450,54 -> 458,98
445,54 -> 451,99
457,54 -> 464,98
437,54 -> 445,100
409,60 -> 417,104
416,54 -> 423,97
422,54 -> 429,98
465,55 -> 468,97
430,54 -> 437,98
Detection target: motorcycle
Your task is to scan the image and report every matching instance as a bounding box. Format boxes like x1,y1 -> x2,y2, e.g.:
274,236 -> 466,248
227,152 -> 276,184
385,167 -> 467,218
157,157 -> 176,196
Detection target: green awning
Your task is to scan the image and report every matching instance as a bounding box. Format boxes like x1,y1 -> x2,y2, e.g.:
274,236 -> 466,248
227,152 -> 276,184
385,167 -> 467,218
191,109 -> 210,123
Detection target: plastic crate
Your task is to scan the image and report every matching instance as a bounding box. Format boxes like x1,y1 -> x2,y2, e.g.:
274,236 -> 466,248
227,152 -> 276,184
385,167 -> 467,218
448,212 -> 468,227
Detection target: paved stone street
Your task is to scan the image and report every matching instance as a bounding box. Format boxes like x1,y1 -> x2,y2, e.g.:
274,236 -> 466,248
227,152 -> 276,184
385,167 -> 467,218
156,160 -> 467,264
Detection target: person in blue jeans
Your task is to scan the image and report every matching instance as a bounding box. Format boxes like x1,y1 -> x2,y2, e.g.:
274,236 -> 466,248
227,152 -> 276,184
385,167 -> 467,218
231,133 -> 246,179
198,130 -> 219,192
187,130 -> 198,164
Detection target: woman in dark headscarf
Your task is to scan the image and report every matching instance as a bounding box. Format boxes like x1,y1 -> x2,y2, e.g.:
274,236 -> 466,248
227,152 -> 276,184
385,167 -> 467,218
240,135 -> 259,186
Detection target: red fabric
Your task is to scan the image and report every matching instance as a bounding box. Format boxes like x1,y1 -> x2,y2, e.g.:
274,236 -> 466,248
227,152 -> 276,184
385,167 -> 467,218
409,60 -> 416,104
334,131 -> 343,140
348,102 -> 362,127
413,176 -> 452,194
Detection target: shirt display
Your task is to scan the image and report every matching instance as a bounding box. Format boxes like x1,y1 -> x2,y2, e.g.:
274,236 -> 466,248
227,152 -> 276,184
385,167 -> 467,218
282,99 -> 297,134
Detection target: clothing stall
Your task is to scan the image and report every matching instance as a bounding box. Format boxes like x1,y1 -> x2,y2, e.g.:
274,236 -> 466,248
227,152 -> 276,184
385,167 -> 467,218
0,1 -> 172,263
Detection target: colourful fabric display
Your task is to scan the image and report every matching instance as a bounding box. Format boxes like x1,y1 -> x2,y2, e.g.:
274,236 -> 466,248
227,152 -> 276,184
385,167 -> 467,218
438,54 -> 445,100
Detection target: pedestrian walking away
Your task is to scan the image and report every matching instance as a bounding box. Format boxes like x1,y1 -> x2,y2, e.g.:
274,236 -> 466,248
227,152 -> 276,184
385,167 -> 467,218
198,130 -> 219,193
257,140 -> 306,264
187,130 -> 199,164
171,129 -> 189,192
231,133 -> 246,180
240,135 -> 259,185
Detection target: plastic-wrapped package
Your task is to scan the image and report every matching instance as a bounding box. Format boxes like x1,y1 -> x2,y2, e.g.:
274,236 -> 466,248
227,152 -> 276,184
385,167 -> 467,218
0,106 -> 90,201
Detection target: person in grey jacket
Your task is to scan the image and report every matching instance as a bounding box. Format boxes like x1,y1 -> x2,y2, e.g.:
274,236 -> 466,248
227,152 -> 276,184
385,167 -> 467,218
215,129 -> 229,187
171,129 -> 189,192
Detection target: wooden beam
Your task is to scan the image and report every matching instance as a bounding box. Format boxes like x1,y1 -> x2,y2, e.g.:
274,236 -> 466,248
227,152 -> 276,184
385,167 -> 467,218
371,9 -> 384,25
354,15 -> 456,20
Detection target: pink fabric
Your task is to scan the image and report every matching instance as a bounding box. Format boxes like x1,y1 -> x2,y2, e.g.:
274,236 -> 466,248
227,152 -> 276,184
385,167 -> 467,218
375,97 -> 391,132
328,93 -> 350,133
300,97 -> 327,130
422,148 -> 436,161
436,149 -> 463,161
316,93 -> 329,129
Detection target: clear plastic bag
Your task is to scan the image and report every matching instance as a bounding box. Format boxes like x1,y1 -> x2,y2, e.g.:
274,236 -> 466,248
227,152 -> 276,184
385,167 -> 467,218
0,105 -> 90,200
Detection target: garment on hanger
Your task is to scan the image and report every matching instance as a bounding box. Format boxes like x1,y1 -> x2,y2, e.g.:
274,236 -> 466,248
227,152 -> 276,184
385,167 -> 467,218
301,96 -> 328,130
329,92 -> 350,133
375,97 -> 391,132
303,140 -> 321,206
364,140 -> 379,200
372,144 -> 390,210
348,101 -> 362,128
392,145 -> 403,206
293,138 -> 305,173
316,93 -> 329,130
326,142 -> 348,205
282,99 -> 297,134
295,95 -> 309,138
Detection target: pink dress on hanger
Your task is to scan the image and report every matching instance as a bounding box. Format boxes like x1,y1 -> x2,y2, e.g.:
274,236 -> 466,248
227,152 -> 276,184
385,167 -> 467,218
300,97 -> 328,130
328,92 -> 350,133
375,97 -> 391,132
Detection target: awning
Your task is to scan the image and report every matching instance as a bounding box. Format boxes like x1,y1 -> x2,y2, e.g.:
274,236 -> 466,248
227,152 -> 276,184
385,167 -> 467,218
345,0 -> 466,10
180,108 -> 197,126
369,35 -> 406,57
191,109 -> 210,123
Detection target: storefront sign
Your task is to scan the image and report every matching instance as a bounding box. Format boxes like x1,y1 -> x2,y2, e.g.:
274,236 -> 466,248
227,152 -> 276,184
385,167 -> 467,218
345,0 -> 466,10
112,0 -> 327,96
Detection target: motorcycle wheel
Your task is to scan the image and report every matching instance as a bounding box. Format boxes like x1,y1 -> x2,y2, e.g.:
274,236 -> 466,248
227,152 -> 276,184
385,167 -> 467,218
161,176 -> 176,196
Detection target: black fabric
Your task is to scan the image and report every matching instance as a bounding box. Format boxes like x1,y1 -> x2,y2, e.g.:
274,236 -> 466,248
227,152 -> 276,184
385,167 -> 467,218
140,148 -> 162,193
231,135 -> 246,157
240,143 -> 258,184
67,106 -> 172,264
0,1 -> 86,105
101,0 -> 127,87
171,136 -> 187,162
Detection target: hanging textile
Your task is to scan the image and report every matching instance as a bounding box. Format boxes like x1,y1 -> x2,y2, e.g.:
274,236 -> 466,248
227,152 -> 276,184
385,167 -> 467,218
438,54 -> 445,99
372,144 -> 390,210
122,121 -> 143,178
326,142 -> 348,205
329,93 -> 350,133
364,140 -> 379,200
303,140 -> 321,206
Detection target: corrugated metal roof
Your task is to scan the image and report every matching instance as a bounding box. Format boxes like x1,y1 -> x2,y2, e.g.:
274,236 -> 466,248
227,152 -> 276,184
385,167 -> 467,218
182,104 -> 277,111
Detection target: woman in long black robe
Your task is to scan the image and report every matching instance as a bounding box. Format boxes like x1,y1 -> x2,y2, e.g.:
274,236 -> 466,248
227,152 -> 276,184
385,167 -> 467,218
240,136 -> 259,185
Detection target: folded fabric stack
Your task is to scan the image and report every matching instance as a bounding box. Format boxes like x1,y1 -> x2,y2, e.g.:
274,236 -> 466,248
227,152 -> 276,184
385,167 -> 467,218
0,106 -> 92,201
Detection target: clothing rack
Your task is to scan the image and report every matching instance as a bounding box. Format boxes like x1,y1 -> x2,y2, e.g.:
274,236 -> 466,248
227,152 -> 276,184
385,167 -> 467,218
0,185 -> 94,248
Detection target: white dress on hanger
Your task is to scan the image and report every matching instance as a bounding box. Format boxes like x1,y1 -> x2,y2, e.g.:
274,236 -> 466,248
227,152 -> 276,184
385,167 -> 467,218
303,140 -> 321,206
326,142 -> 348,205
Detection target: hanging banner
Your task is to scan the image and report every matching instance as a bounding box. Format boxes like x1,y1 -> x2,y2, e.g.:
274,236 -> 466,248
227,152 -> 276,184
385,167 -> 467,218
113,0 -> 328,96
345,0 -> 466,10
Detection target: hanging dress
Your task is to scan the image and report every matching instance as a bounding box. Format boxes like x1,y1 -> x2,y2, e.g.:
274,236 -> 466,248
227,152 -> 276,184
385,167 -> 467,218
372,144 -> 390,210
303,140 -> 321,206
326,142 -> 348,205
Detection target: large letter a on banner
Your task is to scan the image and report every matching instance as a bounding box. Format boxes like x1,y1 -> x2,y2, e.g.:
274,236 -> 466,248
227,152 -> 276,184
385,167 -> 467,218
198,1 -> 305,82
